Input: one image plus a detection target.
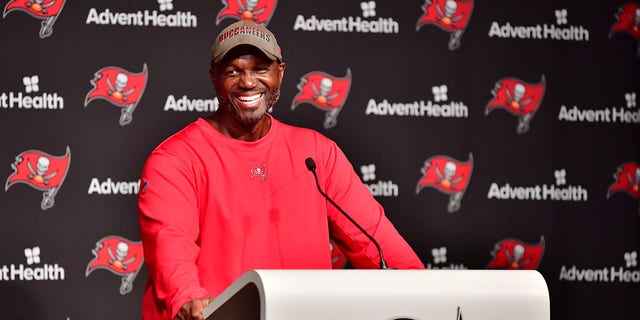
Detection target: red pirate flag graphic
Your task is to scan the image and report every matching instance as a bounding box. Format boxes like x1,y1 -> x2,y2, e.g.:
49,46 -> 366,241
85,64 -> 148,126
86,235 -> 144,295
216,0 -> 278,25
291,69 -> 352,129
610,3 -> 640,39
486,75 -> 546,134
416,153 -> 473,213
5,146 -> 70,210
3,0 -> 66,38
487,237 -> 545,270
610,3 -> 640,57
416,0 -> 474,50
607,161 -> 640,213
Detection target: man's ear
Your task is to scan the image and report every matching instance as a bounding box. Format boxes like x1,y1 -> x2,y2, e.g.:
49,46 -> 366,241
278,62 -> 286,83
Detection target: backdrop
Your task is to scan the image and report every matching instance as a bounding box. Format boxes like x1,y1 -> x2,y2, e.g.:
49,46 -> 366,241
1,0 -> 639,319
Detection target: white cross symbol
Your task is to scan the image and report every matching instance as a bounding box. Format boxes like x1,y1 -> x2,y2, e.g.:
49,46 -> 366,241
432,85 -> 448,102
554,169 -> 566,186
24,246 -> 41,265
23,75 -> 39,93
158,0 -> 173,11
555,9 -> 567,25
431,247 -> 447,264
361,1 -> 376,18
360,164 -> 376,181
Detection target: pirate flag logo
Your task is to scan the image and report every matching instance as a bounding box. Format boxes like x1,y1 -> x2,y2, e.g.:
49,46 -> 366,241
291,69 -> 352,129
5,146 -> 70,210
416,153 -> 473,213
486,75 -> 546,134
249,163 -> 267,180
85,64 -> 148,126
416,0 -> 474,50
487,236 -> 545,270
86,235 -> 144,295
216,0 -> 278,26
607,161 -> 640,214
3,0 -> 66,38
609,3 -> 640,58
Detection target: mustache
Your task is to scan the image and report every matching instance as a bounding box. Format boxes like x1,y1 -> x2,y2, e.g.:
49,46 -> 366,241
231,87 -> 267,94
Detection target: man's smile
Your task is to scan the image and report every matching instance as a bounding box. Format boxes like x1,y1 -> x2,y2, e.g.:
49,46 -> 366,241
234,93 -> 264,108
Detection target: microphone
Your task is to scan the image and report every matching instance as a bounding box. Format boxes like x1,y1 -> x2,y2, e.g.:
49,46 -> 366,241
305,157 -> 388,269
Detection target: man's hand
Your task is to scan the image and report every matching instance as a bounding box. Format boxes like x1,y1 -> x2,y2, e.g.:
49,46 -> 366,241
174,298 -> 213,320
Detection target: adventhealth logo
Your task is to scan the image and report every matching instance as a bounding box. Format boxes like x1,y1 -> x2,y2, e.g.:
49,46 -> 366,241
365,84 -> 468,118
294,1 -> 399,34
0,75 -> 64,110
88,177 -> 140,195
426,246 -> 467,270
0,247 -> 65,281
360,163 -> 399,197
86,2 -> 197,28
559,251 -> 640,283
489,8 -> 589,41
558,92 -> 640,124
164,95 -> 219,112
488,169 -> 588,202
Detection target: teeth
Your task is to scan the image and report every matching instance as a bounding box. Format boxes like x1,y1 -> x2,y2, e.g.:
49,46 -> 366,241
237,94 -> 262,102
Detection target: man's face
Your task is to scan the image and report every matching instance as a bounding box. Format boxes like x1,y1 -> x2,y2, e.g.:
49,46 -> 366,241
211,45 -> 285,125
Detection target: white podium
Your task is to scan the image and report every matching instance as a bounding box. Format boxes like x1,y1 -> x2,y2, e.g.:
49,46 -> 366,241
203,269 -> 549,320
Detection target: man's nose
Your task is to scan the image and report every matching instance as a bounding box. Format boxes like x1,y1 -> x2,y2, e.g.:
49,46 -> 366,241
239,72 -> 257,88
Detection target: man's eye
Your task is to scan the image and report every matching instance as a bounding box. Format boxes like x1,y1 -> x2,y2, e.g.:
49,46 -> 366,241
226,70 -> 239,76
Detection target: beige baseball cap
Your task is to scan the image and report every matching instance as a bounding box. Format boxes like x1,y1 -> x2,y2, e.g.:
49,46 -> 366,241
211,20 -> 283,63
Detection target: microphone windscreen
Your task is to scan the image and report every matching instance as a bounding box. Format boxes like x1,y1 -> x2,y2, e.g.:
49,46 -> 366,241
305,157 -> 316,171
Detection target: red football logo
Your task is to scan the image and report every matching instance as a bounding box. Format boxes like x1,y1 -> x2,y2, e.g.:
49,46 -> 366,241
5,146 -> 71,210
291,69 -> 352,129
216,0 -> 278,25
416,153 -> 473,213
85,64 -> 149,126
487,237 -> 545,270
3,0 -> 66,38
416,0 -> 474,50
486,76 -> 546,134
86,235 -> 145,295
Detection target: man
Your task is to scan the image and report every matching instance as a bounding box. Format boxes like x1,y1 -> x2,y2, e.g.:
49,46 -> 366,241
138,20 -> 424,320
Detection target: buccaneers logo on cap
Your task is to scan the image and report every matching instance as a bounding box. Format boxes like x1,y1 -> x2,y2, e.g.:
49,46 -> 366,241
216,0 -> 277,26
486,75 -> 546,134
609,3 -> 640,58
86,235 -> 144,295
3,0 -> 66,38
416,0 -> 474,50
487,236 -> 545,270
85,64 -> 148,126
607,161 -> 640,213
5,146 -> 70,210
416,153 -> 473,213
291,69 -> 352,129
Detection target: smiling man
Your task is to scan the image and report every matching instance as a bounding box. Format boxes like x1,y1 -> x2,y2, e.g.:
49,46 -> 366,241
206,21 -> 284,141
138,20 -> 424,320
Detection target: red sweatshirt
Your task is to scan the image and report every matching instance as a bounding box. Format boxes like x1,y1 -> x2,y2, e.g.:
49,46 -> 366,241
138,115 -> 424,319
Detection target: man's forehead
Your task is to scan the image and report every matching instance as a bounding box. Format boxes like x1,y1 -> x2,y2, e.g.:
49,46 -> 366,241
217,45 -> 275,66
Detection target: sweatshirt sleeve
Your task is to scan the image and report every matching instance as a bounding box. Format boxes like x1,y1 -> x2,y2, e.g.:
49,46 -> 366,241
322,142 -> 425,270
138,150 -> 209,318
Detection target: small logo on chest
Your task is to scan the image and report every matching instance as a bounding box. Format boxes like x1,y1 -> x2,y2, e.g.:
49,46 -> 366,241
250,164 -> 267,181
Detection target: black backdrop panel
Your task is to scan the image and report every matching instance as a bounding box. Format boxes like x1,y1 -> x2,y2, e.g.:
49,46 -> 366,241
1,1 -> 639,319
